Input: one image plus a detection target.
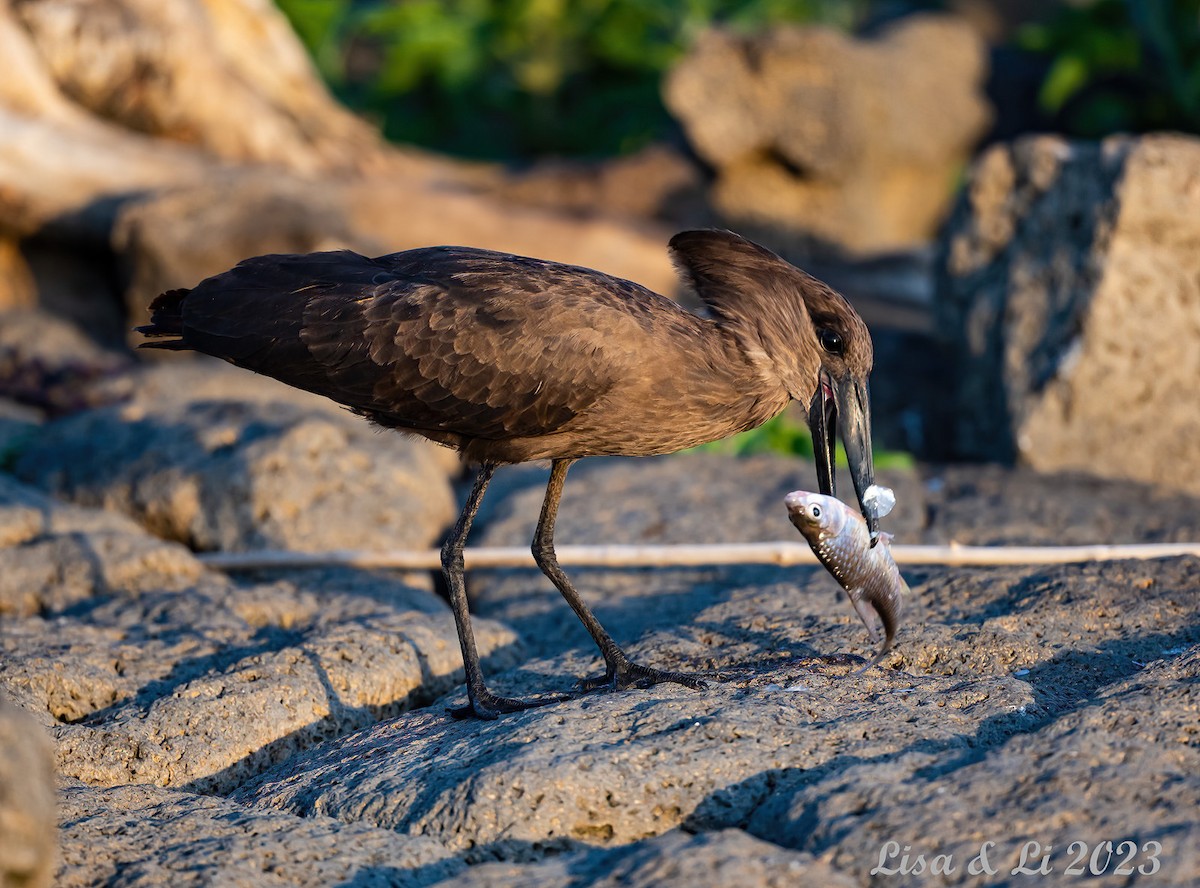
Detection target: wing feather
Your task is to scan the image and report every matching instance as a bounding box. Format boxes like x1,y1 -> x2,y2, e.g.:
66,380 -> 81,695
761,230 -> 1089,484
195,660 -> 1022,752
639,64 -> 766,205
171,246 -> 685,443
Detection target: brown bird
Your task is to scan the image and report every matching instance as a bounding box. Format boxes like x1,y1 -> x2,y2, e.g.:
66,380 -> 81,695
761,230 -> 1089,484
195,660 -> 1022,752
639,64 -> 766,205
138,230 -> 876,719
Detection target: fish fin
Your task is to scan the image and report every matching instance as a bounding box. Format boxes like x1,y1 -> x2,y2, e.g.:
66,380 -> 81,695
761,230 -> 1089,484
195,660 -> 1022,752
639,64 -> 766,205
850,594 -> 882,644
852,580 -> 904,674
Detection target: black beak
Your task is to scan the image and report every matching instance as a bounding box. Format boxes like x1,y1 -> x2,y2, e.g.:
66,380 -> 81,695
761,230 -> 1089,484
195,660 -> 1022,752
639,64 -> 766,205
810,372 -> 878,543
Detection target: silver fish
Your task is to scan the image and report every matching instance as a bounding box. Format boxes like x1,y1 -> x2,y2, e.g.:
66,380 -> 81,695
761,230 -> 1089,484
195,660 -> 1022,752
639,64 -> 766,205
785,490 -> 908,668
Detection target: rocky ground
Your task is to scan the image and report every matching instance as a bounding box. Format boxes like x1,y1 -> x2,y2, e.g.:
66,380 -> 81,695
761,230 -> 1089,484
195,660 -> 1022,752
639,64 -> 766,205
0,352 -> 1197,887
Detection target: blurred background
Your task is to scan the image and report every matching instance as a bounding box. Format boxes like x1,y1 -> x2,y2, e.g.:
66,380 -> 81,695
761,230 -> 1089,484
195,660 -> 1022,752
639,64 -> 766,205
1,0 -> 1198,492
274,0 -> 1200,158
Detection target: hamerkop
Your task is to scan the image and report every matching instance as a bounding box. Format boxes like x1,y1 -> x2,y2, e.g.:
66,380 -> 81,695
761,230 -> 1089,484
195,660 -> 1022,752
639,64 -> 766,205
138,229 -> 877,719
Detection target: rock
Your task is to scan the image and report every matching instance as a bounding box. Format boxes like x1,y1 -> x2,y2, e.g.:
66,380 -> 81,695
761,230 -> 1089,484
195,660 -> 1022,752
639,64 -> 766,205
9,0 -> 390,176
664,15 -> 991,255
0,692 -> 55,888
0,472 -> 520,792
112,168 -> 685,350
935,134 -> 1200,494
484,144 -> 709,227
918,464 -> 1200,545
0,308 -> 128,417
0,401 -> 39,470
0,237 -> 36,311
6,441 -> 1200,883
470,454 -> 922,662
115,175 -> 375,335
235,659 -> 1037,857
0,473 -> 202,618
232,454 -> 1200,885
338,177 -> 681,300
235,548 -> 1200,883
468,456 -> 1200,664
435,829 -> 857,888
12,360 -> 457,553
475,453 -> 926,547
56,781 -> 462,887
48,601 -> 517,794
750,643 -> 1200,883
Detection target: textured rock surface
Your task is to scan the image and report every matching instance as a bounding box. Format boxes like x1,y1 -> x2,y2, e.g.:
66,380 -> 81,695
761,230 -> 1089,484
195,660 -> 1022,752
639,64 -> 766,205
234,653 -> 1037,850
749,644 -> 1200,882
935,133 -> 1200,494
0,472 -> 519,795
57,781 -> 461,887
664,15 -> 990,254
12,360 -> 457,553
3,448 -> 1199,884
0,693 -> 55,888
435,828 -> 857,888
0,308 -> 128,416
470,456 -> 1200,662
230,455 -> 1200,885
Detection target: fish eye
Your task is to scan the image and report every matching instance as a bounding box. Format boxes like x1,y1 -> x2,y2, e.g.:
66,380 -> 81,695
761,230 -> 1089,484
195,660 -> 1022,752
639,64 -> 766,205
818,328 -> 844,356
810,505 -> 822,518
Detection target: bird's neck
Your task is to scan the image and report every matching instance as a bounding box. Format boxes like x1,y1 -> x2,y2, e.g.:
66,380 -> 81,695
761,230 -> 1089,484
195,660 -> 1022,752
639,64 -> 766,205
681,319 -> 794,437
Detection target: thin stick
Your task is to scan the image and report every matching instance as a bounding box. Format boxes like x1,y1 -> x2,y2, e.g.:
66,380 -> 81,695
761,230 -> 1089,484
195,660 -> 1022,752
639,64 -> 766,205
197,541 -> 1200,572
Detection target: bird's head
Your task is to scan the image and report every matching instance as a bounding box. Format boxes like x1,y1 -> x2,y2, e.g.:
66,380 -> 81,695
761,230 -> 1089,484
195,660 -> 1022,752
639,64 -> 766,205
668,229 -> 878,540
802,285 -> 878,542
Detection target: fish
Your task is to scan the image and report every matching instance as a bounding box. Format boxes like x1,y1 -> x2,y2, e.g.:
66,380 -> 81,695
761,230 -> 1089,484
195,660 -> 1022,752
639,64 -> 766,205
785,490 -> 908,669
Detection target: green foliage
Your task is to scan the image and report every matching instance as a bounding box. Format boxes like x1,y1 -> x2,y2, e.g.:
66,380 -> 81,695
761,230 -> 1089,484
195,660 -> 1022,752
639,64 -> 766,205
685,411 -> 915,470
1018,0 -> 1200,137
276,0 -> 867,159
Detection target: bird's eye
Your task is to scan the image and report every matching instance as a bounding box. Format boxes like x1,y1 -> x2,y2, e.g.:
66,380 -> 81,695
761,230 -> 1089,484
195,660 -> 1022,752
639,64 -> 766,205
818,328 -> 844,355
811,505 -> 822,518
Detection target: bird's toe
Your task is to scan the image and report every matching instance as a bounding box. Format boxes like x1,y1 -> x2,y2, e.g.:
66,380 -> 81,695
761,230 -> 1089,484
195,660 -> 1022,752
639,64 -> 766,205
579,659 -> 709,694
449,689 -> 567,720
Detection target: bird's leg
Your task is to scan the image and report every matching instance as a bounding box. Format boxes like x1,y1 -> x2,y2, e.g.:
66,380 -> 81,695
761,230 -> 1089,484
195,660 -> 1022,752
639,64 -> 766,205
533,459 -> 707,695
444,464 -> 563,720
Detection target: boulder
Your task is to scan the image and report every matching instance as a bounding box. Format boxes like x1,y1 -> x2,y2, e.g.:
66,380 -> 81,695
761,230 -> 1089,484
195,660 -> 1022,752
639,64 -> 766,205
115,174 -> 374,332
231,454 -> 1200,885
2,448 -> 1197,883
12,360 -> 458,553
749,644 -> 1200,881
482,144 -> 709,226
7,0 -> 390,176
235,548 -> 1200,883
934,134 -> 1200,494
664,15 -> 991,254
115,171 -> 683,350
235,658 -> 1037,858
0,471 -> 201,618
470,457 -> 1200,661
0,693 -> 55,888
0,308 -> 128,417
0,472 -> 520,793
435,829 -> 857,888
56,781 -> 461,887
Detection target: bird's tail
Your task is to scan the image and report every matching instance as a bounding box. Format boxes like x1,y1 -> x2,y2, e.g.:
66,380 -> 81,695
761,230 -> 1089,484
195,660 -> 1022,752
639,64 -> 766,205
135,289 -> 191,350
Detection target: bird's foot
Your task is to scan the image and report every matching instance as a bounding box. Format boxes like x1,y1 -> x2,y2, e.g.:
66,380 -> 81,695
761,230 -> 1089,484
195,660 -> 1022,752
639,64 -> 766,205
578,657 -> 709,694
449,688 -> 568,721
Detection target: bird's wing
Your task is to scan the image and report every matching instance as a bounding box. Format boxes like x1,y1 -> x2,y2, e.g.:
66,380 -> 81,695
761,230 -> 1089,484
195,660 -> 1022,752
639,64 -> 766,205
174,247 -> 681,441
